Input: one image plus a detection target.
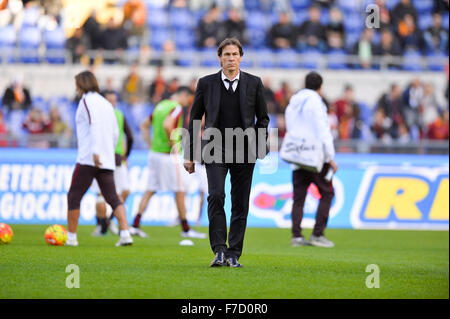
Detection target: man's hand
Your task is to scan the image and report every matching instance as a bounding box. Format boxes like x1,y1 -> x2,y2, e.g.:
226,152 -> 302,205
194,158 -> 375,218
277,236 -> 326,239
330,160 -> 338,173
184,160 -> 195,174
93,154 -> 102,168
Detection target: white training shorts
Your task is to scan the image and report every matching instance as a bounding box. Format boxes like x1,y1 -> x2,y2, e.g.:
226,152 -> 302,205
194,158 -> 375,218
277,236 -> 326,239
146,151 -> 189,192
194,163 -> 208,194
91,164 -> 130,195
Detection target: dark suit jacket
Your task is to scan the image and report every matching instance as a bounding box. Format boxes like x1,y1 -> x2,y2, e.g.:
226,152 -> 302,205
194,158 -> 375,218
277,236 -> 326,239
185,70 -> 270,163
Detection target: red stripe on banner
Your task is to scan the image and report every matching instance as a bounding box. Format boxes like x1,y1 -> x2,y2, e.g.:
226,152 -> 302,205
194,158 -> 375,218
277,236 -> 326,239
83,99 -> 91,124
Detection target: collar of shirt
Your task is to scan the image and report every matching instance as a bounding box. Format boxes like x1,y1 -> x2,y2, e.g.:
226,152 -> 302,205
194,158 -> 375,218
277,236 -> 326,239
221,71 -> 240,91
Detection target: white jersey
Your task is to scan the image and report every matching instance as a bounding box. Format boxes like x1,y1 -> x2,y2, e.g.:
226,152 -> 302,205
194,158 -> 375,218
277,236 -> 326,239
75,91 -> 118,170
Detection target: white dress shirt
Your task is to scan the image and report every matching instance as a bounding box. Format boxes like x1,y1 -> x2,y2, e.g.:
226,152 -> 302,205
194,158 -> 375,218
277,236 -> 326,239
75,91 -> 119,170
221,71 -> 240,92
285,88 -> 335,164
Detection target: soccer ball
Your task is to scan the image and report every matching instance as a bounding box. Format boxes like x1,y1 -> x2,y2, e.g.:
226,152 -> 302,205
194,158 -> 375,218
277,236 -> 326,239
0,223 -> 13,244
45,224 -> 67,246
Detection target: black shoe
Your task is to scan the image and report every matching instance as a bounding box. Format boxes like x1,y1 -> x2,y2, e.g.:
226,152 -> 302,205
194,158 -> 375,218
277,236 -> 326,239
210,252 -> 227,267
226,257 -> 242,268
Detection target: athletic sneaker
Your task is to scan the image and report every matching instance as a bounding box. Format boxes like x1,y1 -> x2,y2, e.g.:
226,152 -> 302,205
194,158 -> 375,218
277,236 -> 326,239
129,226 -> 149,238
309,235 -> 334,248
181,229 -> 207,239
108,221 -> 119,235
115,235 -> 133,247
91,225 -> 106,237
65,238 -> 79,247
291,237 -> 310,247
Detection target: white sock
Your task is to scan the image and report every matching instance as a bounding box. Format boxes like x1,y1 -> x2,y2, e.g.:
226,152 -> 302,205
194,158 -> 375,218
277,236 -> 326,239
120,230 -> 130,238
68,232 -> 77,241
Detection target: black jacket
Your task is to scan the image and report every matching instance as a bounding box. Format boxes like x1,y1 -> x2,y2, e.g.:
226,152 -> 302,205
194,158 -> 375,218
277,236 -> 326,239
185,70 -> 270,162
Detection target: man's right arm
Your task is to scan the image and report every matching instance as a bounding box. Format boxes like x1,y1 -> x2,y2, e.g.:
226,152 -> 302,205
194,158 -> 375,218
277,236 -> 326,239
185,78 -> 206,162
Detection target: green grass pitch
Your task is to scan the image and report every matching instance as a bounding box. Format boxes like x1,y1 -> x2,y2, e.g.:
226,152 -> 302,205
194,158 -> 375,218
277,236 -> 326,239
1,225 -> 448,299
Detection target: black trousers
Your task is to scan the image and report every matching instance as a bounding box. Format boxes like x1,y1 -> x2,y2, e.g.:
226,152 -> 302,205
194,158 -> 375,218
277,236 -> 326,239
205,162 -> 255,259
291,163 -> 335,238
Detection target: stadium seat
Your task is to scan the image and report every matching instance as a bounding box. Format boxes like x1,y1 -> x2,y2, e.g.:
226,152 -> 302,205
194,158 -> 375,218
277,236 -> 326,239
293,10 -> 309,26
244,0 -> 261,11
246,11 -> 269,31
418,13 -> 433,30
0,25 -> 16,63
385,0 -> 398,10
320,9 -> 330,26
149,28 -> 170,51
176,49 -> 197,67
148,9 -> 169,29
200,48 -> 218,67
145,0 -> 167,10
300,48 -> 321,69
443,13 -> 449,30
337,0 -> 362,14
327,49 -> 348,70
19,27 -> 41,63
343,13 -> 364,33
21,6 -> 40,27
248,28 -> 267,49
277,49 -> 299,69
170,8 -> 195,30
290,0 -> 311,11
252,48 -> 276,68
44,28 -> 66,64
412,0 -> 433,13
402,50 -> 424,71
174,29 -> 195,49
426,52 -> 447,71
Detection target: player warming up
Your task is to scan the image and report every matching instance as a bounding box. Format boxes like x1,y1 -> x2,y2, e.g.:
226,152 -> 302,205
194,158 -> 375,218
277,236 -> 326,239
130,86 -> 206,239
66,70 -> 133,247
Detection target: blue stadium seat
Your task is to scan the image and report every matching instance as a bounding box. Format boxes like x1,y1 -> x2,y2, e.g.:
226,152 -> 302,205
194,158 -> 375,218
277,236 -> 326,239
345,30 -> 361,49
246,11 -> 269,31
252,48 -> 276,68
327,49 -> 348,69
337,0 -> 362,14
385,0 -> 398,10
44,28 -> 66,64
248,28 -> 267,48
320,9 -> 330,26
21,7 -> 40,27
148,9 -> 169,29
174,29 -> 195,49
293,10 -> 309,26
145,0 -> 167,10
170,8 -> 195,30
426,52 -> 447,71
19,27 -> 41,63
277,49 -> 299,69
176,49 -> 197,67
443,12 -> 449,30
301,48 -> 321,69
418,13 -> 433,30
149,28 -> 170,50
344,13 -> 364,33
402,50 -> 424,71
412,0 -> 433,13
244,0 -> 261,11
291,0 -> 311,11
200,48 -> 218,67
0,25 -> 16,63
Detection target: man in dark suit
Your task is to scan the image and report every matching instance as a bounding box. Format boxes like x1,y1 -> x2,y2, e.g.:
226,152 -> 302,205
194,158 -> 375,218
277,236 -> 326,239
183,38 -> 269,268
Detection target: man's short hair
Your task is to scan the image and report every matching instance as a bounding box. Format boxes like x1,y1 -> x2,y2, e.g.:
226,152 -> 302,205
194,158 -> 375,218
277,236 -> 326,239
217,38 -> 244,57
75,71 -> 100,94
176,86 -> 193,95
305,72 -> 323,91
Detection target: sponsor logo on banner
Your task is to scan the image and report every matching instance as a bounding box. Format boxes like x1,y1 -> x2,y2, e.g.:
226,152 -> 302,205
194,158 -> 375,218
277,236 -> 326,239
350,166 -> 449,230
249,177 -> 344,228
